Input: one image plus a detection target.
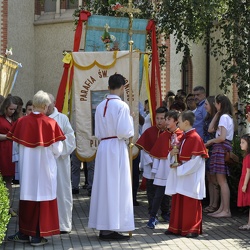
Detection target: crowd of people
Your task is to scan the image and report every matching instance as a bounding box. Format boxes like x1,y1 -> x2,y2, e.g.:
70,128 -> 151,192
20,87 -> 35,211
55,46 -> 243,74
136,86 -> 250,237
1,74 -> 250,246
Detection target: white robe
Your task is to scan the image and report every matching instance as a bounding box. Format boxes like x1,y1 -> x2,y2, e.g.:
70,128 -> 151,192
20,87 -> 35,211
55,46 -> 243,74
141,150 -> 154,180
88,94 -> 135,231
165,155 -> 206,200
151,157 -> 171,186
19,142 -> 63,201
49,107 -> 76,232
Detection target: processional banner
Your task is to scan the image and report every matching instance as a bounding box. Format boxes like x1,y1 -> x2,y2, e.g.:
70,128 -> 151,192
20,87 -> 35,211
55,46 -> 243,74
73,50 -> 140,161
0,56 -> 20,96
85,15 -> 148,87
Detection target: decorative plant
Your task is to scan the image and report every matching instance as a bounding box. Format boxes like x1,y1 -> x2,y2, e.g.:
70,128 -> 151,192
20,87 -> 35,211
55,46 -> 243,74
0,175 -> 10,244
101,24 -> 116,44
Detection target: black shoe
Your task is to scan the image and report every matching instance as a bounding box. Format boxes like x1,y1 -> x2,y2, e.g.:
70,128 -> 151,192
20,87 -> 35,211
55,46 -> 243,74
30,237 -> 48,246
82,184 -> 89,189
72,188 -> 79,194
133,200 -> 140,206
186,233 -> 198,238
7,231 -> 30,243
164,230 -> 175,235
60,231 -> 71,234
99,232 -> 130,241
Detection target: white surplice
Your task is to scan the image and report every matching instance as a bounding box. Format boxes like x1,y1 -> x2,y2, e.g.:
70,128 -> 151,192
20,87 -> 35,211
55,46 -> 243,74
151,157 -> 171,186
18,142 -> 63,201
141,150 -> 154,180
88,94 -> 135,231
49,107 -> 76,232
165,155 -> 206,199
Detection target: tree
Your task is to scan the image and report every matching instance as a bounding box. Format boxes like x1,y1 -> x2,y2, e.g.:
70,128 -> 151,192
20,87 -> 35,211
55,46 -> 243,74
156,0 -> 250,102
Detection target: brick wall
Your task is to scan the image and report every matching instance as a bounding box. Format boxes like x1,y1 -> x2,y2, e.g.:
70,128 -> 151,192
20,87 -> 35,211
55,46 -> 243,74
1,0 -> 8,55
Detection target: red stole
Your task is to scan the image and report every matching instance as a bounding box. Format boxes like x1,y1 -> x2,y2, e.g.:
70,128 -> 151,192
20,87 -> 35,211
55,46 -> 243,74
150,128 -> 183,159
7,112 -> 65,147
135,126 -> 165,153
179,129 -> 208,162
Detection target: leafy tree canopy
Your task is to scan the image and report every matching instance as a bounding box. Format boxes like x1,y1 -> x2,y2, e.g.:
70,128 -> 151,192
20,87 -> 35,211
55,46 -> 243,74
77,0 -> 249,101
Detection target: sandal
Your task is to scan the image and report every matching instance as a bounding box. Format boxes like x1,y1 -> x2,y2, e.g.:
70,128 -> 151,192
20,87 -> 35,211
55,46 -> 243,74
239,224 -> 250,231
203,206 -> 217,213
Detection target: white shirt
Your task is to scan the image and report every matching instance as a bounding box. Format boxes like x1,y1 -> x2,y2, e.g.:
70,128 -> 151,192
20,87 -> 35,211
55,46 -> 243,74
216,114 -> 234,141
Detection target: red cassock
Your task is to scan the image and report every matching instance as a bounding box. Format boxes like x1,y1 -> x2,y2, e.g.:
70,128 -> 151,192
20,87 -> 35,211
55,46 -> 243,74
7,112 -> 66,237
150,128 -> 183,159
135,126 -> 165,153
168,129 -> 208,236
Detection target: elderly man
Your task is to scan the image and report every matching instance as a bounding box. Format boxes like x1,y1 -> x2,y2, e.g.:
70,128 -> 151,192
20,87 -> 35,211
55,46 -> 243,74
193,86 -> 207,140
47,94 -> 76,234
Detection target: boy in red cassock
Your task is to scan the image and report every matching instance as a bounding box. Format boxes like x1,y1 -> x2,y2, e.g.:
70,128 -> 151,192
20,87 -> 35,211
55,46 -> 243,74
165,110 -> 208,238
7,90 -> 65,246
135,107 -> 170,225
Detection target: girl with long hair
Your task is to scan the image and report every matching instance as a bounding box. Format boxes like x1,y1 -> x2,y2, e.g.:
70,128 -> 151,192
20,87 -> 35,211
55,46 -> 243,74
0,95 -> 18,216
206,94 -> 234,218
203,96 -> 219,213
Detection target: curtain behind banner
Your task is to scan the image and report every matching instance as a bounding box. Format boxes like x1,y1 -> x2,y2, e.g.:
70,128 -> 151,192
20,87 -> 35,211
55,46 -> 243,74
0,56 -> 20,96
73,51 -> 140,161
85,15 -> 148,89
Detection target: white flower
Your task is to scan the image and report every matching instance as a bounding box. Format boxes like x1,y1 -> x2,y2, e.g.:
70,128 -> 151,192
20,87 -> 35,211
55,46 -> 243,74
110,35 -> 116,42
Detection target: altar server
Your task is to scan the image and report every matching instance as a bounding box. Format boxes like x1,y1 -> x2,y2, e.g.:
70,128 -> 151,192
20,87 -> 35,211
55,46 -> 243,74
7,90 -> 65,246
47,93 -> 76,233
88,74 -> 134,241
165,110 -> 208,238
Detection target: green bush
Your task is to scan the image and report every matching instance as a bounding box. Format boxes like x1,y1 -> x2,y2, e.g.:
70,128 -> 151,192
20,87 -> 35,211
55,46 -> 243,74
0,175 -> 10,244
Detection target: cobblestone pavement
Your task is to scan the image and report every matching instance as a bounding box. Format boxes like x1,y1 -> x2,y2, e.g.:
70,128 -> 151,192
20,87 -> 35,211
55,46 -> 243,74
1,182 -> 250,250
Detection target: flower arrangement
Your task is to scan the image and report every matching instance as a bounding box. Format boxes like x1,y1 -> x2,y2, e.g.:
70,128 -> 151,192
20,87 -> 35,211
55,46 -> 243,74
110,2 -> 123,11
101,23 -> 116,44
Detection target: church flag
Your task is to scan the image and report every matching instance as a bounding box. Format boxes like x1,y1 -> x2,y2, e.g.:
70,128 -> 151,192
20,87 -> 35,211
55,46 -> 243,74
72,50 -> 140,161
146,20 -> 162,125
85,15 -> 148,88
0,55 -> 21,96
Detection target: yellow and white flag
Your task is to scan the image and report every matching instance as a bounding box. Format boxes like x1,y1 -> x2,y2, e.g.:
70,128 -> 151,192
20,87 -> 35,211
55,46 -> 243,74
72,50 -> 140,161
0,56 -> 19,96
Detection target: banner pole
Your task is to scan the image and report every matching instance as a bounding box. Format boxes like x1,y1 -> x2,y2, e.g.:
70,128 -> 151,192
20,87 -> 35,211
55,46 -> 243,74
117,0 -> 141,238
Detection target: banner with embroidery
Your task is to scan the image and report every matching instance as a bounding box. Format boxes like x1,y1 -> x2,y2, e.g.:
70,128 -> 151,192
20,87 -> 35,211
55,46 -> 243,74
72,50 -> 140,161
85,15 -> 148,88
0,56 -> 21,96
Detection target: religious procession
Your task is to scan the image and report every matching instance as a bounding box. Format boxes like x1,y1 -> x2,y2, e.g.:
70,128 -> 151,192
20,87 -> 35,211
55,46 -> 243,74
1,0 -> 250,249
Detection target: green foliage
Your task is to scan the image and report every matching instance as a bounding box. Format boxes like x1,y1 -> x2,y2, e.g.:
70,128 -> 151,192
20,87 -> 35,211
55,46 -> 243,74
0,175 -> 10,244
156,0 -> 250,102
